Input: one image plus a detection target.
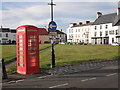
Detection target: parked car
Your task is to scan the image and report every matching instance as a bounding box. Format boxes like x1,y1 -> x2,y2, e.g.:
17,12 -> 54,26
59,42 -> 66,44
65,42 -> 73,45
111,42 -> 120,46
78,42 -> 87,45
44,41 -> 51,44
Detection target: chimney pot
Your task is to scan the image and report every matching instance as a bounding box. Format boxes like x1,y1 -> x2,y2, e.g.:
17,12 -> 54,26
97,12 -> 102,18
117,8 -> 120,15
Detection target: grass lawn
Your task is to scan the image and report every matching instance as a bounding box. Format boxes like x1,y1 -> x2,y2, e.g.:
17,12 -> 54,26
5,44 -> 119,74
1,45 -> 16,63
40,45 -> 119,68
1,44 -> 51,63
54,45 -> 119,65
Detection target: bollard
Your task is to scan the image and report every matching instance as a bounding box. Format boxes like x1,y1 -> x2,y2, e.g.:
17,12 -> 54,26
2,58 -> 8,79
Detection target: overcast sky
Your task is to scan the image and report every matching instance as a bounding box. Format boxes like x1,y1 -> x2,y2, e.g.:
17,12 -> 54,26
1,1 -> 118,33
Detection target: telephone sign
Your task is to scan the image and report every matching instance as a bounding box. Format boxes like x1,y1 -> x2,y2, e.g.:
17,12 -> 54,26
48,21 -> 57,32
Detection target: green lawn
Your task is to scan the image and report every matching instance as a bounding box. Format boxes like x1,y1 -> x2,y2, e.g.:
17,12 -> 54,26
3,44 -> 119,74
1,44 -> 51,63
1,45 -> 16,63
40,45 -> 119,68
54,45 -> 119,65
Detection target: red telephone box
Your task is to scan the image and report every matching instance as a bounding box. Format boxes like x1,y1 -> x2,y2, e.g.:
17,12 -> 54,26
16,25 -> 40,74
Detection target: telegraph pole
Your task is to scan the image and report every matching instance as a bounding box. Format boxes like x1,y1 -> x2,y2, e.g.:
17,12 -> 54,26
48,0 -> 56,68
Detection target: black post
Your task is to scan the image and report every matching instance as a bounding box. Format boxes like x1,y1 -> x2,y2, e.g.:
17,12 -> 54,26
48,0 -> 56,68
2,58 -> 8,79
51,42 -> 55,68
48,0 -> 56,21
51,0 -> 53,21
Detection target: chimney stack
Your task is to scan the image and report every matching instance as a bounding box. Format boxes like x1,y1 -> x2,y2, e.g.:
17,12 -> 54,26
69,23 -> 77,27
73,23 -> 77,26
97,12 -> 102,18
86,21 -> 90,24
79,22 -> 82,25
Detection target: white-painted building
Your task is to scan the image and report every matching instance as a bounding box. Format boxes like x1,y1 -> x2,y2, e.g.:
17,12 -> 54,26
91,12 -> 119,45
67,21 -> 93,44
67,9 -> 120,45
0,28 -> 16,44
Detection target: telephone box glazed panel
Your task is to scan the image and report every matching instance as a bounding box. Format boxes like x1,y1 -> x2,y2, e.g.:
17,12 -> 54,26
16,25 -> 40,74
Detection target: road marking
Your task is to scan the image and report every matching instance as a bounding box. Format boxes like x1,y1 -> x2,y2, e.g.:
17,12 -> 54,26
81,79 -> 89,82
81,78 -> 96,82
8,81 -> 16,84
106,73 -> 117,77
89,77 -> 96,80
37,75 -> 52,79
49,83 -> 68,88
16,79 -> 24,83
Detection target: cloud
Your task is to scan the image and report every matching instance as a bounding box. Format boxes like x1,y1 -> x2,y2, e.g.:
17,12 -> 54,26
2,0 -> 120,2
2,3 -> 51,28
1,2 -> 118,32
2,4 -> 49,19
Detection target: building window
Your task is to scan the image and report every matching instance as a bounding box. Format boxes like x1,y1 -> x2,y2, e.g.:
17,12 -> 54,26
0,34 -> 2,37
116,30 -> 118,35
86,34 -> 89,38
76,34 -> 77,38
112,38 -> 114,43
6,33 -> 8,37
100,31 -> 102,36
105,31 -> 108,36
94,32 -> 97,37
105,25 -> 108,29
88,28 -> 90,31
100,25 -> 102,29
60,34 -> 61,37
95,26 -> 97,30
109,30 -> 114,35
69,29 -> 71,33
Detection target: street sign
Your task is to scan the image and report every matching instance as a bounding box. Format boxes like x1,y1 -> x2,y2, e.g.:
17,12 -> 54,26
48,21 -> 57,32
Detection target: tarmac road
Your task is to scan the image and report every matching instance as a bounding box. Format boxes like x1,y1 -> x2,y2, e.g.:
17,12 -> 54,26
2,62 -> 118,89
